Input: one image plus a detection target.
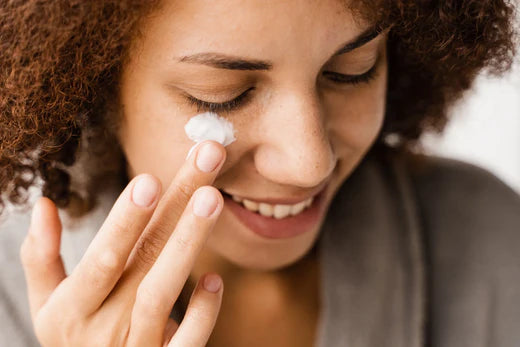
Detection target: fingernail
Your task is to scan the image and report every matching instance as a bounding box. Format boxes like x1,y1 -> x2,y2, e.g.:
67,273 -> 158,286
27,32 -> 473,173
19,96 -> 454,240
193,188 -> 219,217
195,142 -> 223,173
132,175 -> 159,207
203,273 -> 222,293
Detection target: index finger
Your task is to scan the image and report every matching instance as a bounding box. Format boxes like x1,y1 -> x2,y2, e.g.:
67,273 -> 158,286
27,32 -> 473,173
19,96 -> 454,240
122,140 -> 226,284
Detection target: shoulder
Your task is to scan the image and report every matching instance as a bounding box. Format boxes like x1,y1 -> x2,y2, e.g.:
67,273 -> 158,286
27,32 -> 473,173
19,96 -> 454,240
402,152 -> 520,266
404,152 -> 520,203
400,152 -> 520,346
403,153 -> 520,245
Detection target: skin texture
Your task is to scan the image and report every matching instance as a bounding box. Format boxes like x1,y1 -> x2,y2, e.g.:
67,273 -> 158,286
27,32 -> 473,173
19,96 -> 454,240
13,1 -> 515,346
118,0 -> 387,273
0,1 -> 515,218
21,143 -> 228,346
116,2 -> 387,343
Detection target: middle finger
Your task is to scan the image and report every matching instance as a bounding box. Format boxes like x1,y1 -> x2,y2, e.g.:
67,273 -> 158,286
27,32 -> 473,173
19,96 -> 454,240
118,140 -> 225,288
128,186 -> 223,346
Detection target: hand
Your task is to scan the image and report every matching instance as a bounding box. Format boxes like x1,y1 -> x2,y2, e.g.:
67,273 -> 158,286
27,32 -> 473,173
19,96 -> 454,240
20,140 -> 226,347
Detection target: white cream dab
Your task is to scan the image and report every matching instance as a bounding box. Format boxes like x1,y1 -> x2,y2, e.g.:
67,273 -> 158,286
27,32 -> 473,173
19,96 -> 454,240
184,112 -> 236,158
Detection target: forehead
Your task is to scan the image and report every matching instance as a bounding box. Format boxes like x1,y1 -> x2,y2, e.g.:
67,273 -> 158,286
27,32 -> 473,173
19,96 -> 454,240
141,0 -> 367,61
160,0 -> 354,24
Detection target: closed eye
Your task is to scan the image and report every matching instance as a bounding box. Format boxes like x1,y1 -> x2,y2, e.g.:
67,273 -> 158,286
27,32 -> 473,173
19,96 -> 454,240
183,65 -> 378,113
322,64 -> 378,85
183,87 -> 255,113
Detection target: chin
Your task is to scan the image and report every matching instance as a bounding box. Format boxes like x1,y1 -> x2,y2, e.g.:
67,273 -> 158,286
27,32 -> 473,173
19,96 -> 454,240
206,212 -> 323,272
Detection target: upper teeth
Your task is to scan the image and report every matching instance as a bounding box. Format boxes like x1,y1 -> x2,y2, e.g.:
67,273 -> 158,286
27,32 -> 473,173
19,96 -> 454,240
231,194 -> 314,219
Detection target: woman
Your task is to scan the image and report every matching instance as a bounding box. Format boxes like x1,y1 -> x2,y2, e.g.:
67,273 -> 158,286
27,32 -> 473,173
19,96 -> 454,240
0,1 -> 519,346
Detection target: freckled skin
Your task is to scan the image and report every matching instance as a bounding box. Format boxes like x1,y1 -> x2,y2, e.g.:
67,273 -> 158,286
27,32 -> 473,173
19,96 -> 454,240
117,0 -> 387,305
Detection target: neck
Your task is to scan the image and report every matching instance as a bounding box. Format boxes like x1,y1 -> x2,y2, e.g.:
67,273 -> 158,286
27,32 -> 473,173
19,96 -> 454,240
177,243 -> 320,314
192,241 -> 319,283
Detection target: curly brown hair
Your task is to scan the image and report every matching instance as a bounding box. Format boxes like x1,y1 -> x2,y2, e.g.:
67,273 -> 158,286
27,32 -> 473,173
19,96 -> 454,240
0,0 -> 517,221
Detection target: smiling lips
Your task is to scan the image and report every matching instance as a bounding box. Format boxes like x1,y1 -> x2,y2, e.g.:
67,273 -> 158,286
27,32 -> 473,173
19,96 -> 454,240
230,194 -> 314,219
218,179 -> 328,220
221,185 -> 328,239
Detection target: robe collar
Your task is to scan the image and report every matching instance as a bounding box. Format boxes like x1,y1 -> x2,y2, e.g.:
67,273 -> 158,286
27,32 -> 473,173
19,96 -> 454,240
314,150 -> 426,347
167,149 -> 427,346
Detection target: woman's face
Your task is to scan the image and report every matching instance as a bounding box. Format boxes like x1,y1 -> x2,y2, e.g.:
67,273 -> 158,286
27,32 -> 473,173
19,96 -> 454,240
117,0 -> 387,272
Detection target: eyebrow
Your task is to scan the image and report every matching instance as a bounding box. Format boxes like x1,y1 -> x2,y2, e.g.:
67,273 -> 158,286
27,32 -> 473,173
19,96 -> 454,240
177,26 -> 381,71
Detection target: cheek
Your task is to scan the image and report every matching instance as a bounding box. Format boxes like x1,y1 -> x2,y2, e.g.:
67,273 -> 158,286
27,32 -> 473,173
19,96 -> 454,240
327,71 -> 387,151
117,68 -> 194,182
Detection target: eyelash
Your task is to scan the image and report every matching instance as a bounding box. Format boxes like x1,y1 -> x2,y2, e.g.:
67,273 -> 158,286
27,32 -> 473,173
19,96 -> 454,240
185,65 -> 378,113
185,87 -> 254,114
321,64 -> 378,85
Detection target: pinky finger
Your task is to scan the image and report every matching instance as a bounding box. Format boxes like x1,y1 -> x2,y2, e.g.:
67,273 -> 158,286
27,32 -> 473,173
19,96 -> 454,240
168,273 -> 223,347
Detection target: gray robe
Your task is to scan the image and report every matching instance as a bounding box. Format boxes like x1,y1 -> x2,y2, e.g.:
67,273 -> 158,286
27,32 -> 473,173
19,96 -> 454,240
1,148 -> 519,347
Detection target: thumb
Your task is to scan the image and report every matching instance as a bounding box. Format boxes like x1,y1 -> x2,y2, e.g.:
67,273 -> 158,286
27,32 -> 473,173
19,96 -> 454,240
19,197 -> 67,321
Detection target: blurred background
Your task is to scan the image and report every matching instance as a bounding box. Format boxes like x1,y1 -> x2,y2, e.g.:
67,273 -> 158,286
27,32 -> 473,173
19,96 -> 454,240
422,61 -> 520,194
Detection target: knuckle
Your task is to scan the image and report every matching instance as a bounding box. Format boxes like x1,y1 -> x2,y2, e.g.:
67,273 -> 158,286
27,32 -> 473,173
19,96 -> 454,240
173,233 -> 197,253
133,233 -> 164,271
174,180 -> 197,203
135,285 -> 166,317
79,250 -> 122,290
109,218 -> 131,237
106,217 -> 140,247
92,249 -> 122,274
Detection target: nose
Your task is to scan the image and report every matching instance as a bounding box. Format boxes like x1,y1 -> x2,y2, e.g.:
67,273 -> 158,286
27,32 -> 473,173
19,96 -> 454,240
253,88 -> 336,189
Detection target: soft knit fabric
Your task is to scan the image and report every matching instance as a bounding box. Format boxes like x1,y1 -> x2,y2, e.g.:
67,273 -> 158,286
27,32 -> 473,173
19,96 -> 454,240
1,149 -> 519,347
